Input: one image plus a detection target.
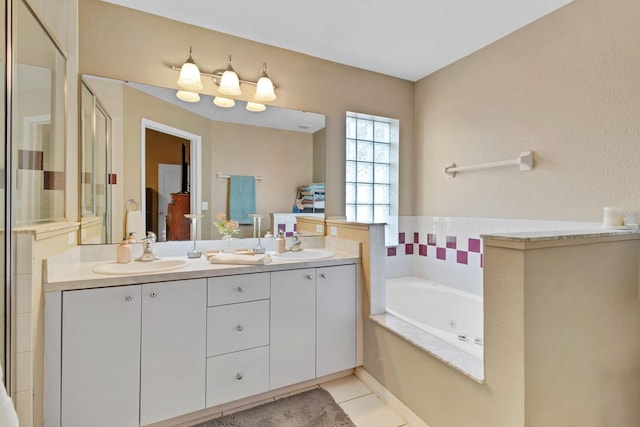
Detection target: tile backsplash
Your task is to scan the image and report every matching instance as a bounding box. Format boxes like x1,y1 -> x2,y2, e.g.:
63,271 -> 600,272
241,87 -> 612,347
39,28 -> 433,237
386,216 -> 601,296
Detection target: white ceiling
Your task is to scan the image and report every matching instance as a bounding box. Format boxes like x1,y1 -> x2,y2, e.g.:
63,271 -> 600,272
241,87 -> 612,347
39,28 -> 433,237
101,0 -> 572,81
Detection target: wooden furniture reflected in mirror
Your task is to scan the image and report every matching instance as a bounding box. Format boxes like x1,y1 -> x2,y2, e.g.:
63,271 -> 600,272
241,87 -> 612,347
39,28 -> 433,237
166,193 -> 191,240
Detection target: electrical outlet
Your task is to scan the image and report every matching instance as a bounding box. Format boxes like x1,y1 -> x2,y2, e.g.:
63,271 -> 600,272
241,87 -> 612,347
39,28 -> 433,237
330,226 -> 338,236
202,201 -> 209,210
69,232 -> 76,246
316,224 -> 323,233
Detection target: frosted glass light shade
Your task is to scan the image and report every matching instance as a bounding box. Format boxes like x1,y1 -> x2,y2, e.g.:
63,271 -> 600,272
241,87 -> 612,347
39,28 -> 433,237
219,70 -> 241,96
177,62 -> 203,91
176,90 -> 200,102
246,102 -> 266,112
213,96 -> 235,108
255,76 -> 276,101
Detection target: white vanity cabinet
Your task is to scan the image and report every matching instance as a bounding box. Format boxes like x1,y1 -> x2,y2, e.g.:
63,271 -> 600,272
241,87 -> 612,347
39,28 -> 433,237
61,285 -> 142,427
140,280 -> 207,425
316,264 -> 357,377
206,273 -> 271,407
270,268 -> 317,389
270,264 -> 357,389
60,279 -> 206,427
51,261 -> 357,426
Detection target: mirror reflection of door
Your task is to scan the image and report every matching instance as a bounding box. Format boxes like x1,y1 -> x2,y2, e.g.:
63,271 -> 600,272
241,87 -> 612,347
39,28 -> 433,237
144,128 -> 190,241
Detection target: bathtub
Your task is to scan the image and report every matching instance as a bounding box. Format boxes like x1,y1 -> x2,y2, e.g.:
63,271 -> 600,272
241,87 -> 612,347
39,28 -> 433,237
386,277 -> 484,360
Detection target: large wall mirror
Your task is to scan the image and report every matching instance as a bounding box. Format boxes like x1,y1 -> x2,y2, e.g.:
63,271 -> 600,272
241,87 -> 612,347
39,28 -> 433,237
80,74 -> 326,244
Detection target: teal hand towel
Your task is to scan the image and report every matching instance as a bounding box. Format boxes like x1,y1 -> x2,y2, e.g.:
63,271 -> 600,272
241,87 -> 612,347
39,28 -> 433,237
229,175 -> 256,225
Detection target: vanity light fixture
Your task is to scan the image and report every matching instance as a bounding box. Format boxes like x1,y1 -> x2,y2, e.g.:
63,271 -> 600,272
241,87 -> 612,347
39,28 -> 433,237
254,63 -> 277,102
176,47 -> 203,91
176,90 -> 200,103
246,102 -> 266,112
171,49 -> 278,112
218,56 -> 242,96
213,96 -> 235,108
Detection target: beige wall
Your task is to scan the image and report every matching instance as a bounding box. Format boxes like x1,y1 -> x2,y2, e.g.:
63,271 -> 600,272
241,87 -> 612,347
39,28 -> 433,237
77,0 -> 415,217
414,0 -> 640,221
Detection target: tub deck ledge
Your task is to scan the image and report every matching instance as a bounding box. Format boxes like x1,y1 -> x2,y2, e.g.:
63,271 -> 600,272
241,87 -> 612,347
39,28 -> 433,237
370,312 -> 485,383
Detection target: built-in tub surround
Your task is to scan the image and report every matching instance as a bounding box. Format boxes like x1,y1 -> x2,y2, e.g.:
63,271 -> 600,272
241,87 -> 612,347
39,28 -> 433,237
365,229 -> 640,427
386,216 -> 604,296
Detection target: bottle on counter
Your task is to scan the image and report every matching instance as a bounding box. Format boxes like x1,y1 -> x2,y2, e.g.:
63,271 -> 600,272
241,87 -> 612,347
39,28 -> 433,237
116,239 -> 132,263
127,232 -> 136,243
275,230 -> 286,253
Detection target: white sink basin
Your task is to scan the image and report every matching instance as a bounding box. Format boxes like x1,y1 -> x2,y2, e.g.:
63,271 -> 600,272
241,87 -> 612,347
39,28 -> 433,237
271,249 -> 333,261
93,259 -> 190,275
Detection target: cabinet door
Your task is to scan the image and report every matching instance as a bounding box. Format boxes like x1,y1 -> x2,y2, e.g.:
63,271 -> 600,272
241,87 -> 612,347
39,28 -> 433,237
270,269 -> 316,389
140,279 -> 207,425
317,264 -> 357,377
61,285 -> 141,427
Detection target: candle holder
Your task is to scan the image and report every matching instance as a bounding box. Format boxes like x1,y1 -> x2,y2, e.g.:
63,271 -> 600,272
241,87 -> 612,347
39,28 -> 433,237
184,213 -> 204,258
248,214 -> 265,254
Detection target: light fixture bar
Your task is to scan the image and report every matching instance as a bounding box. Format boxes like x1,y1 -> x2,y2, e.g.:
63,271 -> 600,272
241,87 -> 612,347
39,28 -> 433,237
171,65 -> 278,88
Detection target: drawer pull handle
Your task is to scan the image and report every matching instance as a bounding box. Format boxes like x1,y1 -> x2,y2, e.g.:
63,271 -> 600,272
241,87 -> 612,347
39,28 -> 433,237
236,373 -> 243,380
321,273 -> 327,279
150,291 -> 158,298
125,294 -> 133,301
306,275 -> 313,280
237,325 -> 244,332
237,286 -> 244,293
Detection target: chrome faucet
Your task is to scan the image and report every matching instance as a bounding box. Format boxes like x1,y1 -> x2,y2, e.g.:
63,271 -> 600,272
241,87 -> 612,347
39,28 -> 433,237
136,232 -> 160,262
289,234 -> 303,252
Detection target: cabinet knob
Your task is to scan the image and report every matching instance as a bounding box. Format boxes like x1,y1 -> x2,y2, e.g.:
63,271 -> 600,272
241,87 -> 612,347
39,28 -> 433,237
237,325 -> 244,332
237,286 -> 244,293
150,291 -> 158,298
306,275 -> 313,280
236,373 -> 243,380
125,294 -> 133,301
321,273 -> 327,279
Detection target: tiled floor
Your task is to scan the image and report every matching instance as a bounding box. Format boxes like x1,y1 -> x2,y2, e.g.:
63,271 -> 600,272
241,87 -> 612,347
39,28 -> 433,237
199,374 -> 409,427
320,375 -> 408,427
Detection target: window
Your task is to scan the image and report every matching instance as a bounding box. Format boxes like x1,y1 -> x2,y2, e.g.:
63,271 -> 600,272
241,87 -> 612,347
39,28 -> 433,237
345,112 -> 398,245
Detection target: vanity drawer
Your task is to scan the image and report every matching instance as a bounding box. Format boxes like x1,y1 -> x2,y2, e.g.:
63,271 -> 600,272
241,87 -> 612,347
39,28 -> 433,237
206,346 -> 269,408
208,273 -> 270,306
207,300 -> 269,356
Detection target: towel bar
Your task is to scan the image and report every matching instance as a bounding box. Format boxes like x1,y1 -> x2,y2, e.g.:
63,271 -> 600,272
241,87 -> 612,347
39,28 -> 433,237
444,151 -> 534,178
217,172 -> 263,182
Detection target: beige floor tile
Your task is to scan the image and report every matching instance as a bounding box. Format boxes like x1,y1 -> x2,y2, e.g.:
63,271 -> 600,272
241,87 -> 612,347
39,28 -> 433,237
320,375 -> 372,403
340,393 -> 406,427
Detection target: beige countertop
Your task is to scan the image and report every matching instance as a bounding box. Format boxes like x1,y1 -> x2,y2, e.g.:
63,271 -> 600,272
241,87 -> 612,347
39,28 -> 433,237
45,249 -> 359,293
482,228 -> 640,249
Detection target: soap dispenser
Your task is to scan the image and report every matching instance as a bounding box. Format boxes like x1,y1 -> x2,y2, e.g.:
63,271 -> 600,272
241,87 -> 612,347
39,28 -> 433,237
275,230 -> 286,253
117,238 -> 132,263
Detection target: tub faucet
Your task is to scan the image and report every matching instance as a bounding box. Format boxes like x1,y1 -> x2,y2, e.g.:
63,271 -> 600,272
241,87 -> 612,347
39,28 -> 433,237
137,232 -> 161,262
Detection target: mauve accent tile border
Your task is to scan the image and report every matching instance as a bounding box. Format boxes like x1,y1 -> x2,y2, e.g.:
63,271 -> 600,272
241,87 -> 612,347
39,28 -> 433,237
387,247 -> 397,256
405,243 -> 414,255
18,149 -> 43,170
278,223 -> 286,232
469,238 -> 481,253
419,244 -> 427,256
414,232 -> 419,243
399,232 -> 405,244
436,247 -> 446,260
428,233 -> 437,246
446,236 -> 457,249
457,251 -> 468,265
44,171 -> 65,190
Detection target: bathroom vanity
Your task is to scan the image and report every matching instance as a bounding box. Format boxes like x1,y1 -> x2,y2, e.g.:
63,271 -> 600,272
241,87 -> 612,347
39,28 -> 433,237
43,250 -> 359,427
